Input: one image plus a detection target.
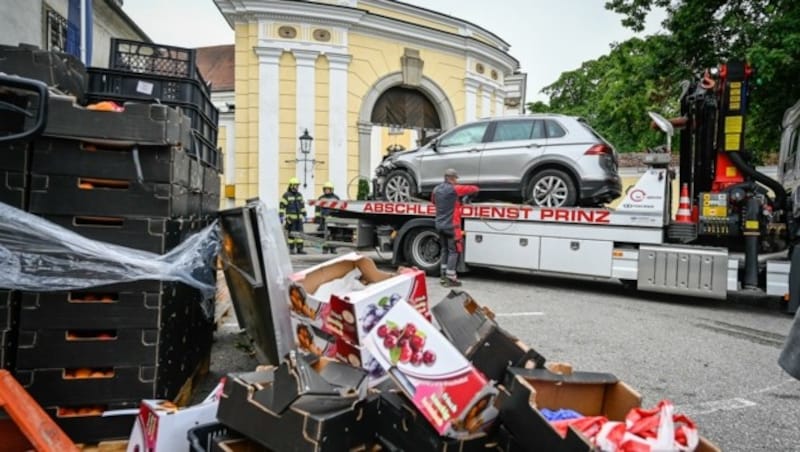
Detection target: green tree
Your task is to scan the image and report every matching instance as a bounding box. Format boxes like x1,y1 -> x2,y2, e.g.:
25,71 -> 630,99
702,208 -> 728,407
540,36 -> 678,152
526,100 -> 551,113
604,0 -> 800,160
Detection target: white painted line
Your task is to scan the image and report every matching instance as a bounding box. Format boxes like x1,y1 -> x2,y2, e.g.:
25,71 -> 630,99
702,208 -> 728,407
494,311 -> 545,317
675,397 -> 757,416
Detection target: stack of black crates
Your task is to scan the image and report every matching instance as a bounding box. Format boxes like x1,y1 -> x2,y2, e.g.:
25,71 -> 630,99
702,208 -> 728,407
0,41 -> 222,443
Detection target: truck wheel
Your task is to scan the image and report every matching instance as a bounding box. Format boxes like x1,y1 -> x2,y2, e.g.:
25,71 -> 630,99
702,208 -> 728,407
404,228 -> 441,275
383,170 -> 417,202
526,169 -> 577,207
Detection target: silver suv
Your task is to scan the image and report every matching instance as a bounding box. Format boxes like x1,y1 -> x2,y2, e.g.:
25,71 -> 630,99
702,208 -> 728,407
374,114 -> 622,206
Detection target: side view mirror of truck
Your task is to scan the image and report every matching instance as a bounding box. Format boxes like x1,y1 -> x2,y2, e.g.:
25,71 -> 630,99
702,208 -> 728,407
0,74 -> 49,144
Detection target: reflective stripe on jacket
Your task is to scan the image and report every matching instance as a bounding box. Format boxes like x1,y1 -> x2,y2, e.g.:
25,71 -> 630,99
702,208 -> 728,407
280,191 -> 306,217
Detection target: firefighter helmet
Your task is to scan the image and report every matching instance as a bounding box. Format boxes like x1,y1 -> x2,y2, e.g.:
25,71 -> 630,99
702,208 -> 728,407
289,177 -> 300,185
323,181 -> 334,189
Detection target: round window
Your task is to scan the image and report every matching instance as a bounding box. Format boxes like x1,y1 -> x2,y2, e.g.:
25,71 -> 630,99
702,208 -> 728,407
278,26 -> 297,39
313,29 -> 331,42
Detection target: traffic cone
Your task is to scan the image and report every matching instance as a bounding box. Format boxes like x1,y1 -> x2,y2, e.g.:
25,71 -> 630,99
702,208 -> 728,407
675,183 -> 693,224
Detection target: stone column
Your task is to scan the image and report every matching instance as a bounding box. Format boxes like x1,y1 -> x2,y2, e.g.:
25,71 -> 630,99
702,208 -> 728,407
357,121 -> 373,180
327,53 -> 351,198
254,47 -> 282,205
494,88 -> 506,117
464,78 -> 480,122
293,49 -> 318,205
481,84 -> 492,118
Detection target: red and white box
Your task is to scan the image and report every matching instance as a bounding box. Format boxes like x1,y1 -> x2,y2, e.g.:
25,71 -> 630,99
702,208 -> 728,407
327,267 -> 429,345
334,336 -> 386,381
364,301 -> 498,439
126,380 -> 224,452
288,253 -> 394,329
290,314 -> 337,358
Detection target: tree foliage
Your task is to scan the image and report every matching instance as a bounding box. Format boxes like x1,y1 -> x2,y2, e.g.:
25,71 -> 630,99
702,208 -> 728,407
528,0 -> 800,161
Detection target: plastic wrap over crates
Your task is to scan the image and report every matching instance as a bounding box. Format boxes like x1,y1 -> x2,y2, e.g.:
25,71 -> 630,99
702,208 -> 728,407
0,202 -> 219,311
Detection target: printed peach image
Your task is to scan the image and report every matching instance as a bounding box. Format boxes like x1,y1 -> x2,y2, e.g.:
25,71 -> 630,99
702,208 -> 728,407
452,394 -> 493,434
296,324 -> 323,356
288,285 -> 316,318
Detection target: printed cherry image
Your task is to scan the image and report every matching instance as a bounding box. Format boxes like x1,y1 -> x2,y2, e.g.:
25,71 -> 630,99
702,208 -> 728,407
377,324 -> 389,338
380,320 -> 435,367
422,350 -> 436,365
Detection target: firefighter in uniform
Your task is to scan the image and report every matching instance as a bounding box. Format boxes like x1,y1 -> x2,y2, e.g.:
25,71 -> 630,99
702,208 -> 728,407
315,181 -> 340,254
279,177 -> 307,254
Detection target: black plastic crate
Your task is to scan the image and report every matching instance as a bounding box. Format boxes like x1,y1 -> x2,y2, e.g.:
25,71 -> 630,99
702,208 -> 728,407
0,290 -> 15,330
188,422 -> 243,452
46,405 -> 137,444
19,288 -> 163,330
109,38 -> 207,88
87,67 -> 217,121
0,170 -> 25,209
203,165 -> 221,194
30,137 -> 193,186
29,173 -> 197,218
86,92 -> 218,154
0,290 -> 18,370
16,328 -> 159,369
44,94 -> 192,146
0,44 -> 88,104
39,215 -> 205,254
14,366 -> 157,407
0,141 -> 30,172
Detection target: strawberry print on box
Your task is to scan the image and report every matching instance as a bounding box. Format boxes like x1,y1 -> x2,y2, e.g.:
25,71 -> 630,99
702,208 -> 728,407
364,301 -> 498,439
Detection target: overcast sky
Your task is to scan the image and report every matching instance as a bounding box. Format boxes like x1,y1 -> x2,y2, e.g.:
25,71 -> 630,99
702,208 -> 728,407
122,0 -> 665,102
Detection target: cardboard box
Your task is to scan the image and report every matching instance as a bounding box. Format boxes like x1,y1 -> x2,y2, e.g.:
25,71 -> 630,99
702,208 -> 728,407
126,381 -> 224,452
328,267 -> 430,345
433,290 -> 546,383
288,253 -> 391,329
364,301 -> 498,439
289,253 -> 430,334
373,390 -> 497,452
334,336 -> 386,380
499,368 -> 721,452
290,314 -> 337,358
216,354 -> 373,452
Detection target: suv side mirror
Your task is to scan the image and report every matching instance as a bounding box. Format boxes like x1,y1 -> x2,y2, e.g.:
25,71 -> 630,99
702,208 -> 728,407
0,74 -> 49,144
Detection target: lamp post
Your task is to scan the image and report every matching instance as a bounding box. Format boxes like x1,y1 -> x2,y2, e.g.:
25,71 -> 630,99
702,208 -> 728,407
286,129 -> 323,189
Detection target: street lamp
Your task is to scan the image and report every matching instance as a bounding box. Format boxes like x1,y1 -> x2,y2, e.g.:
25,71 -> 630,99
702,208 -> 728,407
299,128 -> 313,154
286,129 -> 323,189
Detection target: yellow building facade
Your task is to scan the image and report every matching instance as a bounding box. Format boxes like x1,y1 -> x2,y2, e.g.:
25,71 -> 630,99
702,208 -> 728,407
215,0 -> 526,205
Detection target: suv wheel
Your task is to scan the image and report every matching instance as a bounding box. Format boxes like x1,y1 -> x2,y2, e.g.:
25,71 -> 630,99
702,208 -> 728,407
383,170 -> 417,202
527,169 -> 577,207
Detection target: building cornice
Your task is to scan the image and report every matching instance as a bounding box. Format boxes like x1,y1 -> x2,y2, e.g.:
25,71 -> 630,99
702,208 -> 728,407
215,0 -> 520,73
359,0 -> 510,51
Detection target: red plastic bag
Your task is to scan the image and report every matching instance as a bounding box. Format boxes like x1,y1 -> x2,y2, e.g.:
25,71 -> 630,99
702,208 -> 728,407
595,400 -> 699,452
551,416 -> 608,439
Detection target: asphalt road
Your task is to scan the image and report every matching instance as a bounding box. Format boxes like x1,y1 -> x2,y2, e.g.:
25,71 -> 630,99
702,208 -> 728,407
201,251 -> 800,452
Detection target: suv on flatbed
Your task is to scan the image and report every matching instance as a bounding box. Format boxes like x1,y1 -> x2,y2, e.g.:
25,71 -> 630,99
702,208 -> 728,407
374,114 -> 622,207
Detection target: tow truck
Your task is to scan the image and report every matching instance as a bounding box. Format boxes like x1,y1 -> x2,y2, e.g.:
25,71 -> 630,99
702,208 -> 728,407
311,61 -> 799,311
